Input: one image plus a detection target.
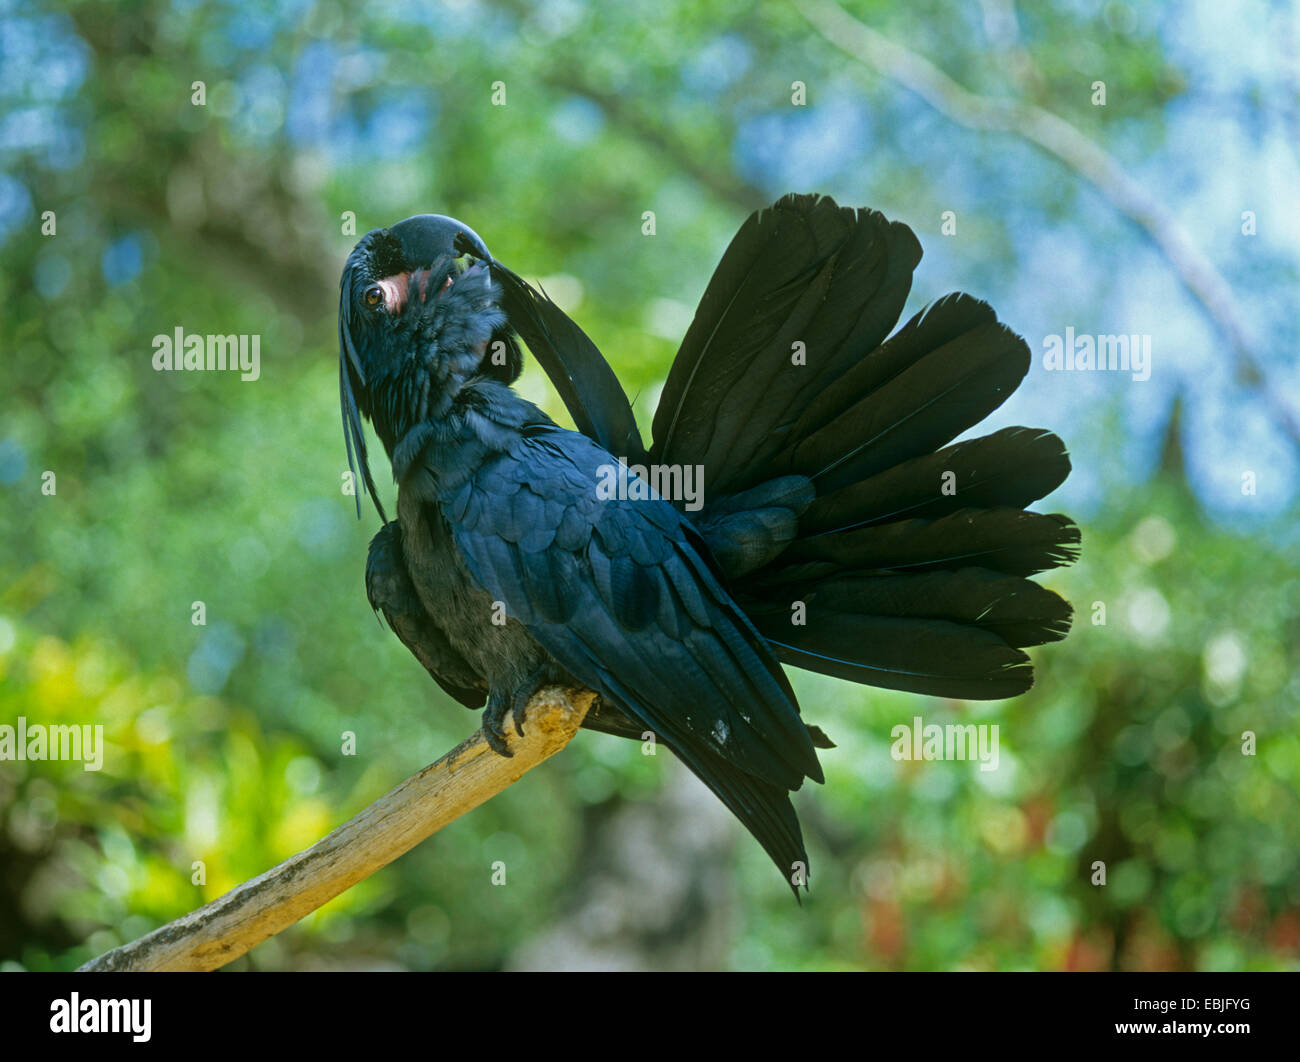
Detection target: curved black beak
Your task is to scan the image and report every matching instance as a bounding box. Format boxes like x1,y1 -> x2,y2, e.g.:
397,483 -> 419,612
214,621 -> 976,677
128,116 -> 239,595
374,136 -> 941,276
388,213 -> 491,268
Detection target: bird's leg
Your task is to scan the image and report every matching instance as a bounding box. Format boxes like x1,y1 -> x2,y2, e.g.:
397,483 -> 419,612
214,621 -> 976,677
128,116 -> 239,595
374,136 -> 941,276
481,666 -> 549,757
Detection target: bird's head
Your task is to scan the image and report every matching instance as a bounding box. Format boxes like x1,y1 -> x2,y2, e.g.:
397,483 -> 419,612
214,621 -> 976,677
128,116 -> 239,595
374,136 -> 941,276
337,214 -> 522,519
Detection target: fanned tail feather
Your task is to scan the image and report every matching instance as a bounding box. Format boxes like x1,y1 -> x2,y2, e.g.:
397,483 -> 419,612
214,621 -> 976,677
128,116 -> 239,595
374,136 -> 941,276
645,195 -> 1079,701
513,193 -> 1079,703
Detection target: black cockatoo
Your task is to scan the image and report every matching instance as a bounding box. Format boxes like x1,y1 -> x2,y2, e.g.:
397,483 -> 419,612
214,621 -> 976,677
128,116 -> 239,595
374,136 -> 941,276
337,194 -> 1078,893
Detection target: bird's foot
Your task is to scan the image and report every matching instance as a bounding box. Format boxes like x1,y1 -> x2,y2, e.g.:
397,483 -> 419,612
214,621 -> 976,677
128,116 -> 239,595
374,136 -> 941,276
481,671 -> 547,757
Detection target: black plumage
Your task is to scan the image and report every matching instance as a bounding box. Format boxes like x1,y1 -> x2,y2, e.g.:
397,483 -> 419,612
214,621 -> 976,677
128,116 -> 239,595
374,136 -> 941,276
337,194 -> 1078,894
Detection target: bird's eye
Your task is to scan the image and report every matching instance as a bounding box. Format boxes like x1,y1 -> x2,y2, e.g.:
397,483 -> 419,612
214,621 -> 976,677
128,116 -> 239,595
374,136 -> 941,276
364,285 -> 383,309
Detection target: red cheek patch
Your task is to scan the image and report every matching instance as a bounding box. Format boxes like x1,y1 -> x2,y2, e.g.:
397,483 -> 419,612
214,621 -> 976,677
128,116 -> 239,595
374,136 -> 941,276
377,269 -> 453,313
377,273 -> 411,313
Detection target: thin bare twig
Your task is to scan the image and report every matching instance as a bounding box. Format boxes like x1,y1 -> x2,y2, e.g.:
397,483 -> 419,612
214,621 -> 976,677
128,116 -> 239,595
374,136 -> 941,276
797,0 -> 1300,450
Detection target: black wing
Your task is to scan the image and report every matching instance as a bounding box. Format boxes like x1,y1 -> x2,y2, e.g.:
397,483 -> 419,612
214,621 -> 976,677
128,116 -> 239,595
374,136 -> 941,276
437,421 -> 822,882
366,521 -> 486,709
490,258 -> 646,463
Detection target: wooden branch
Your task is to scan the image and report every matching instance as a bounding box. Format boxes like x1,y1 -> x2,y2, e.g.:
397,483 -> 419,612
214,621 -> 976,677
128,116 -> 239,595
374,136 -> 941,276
798,0 -> 1300,451
78,687 -> 595,972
